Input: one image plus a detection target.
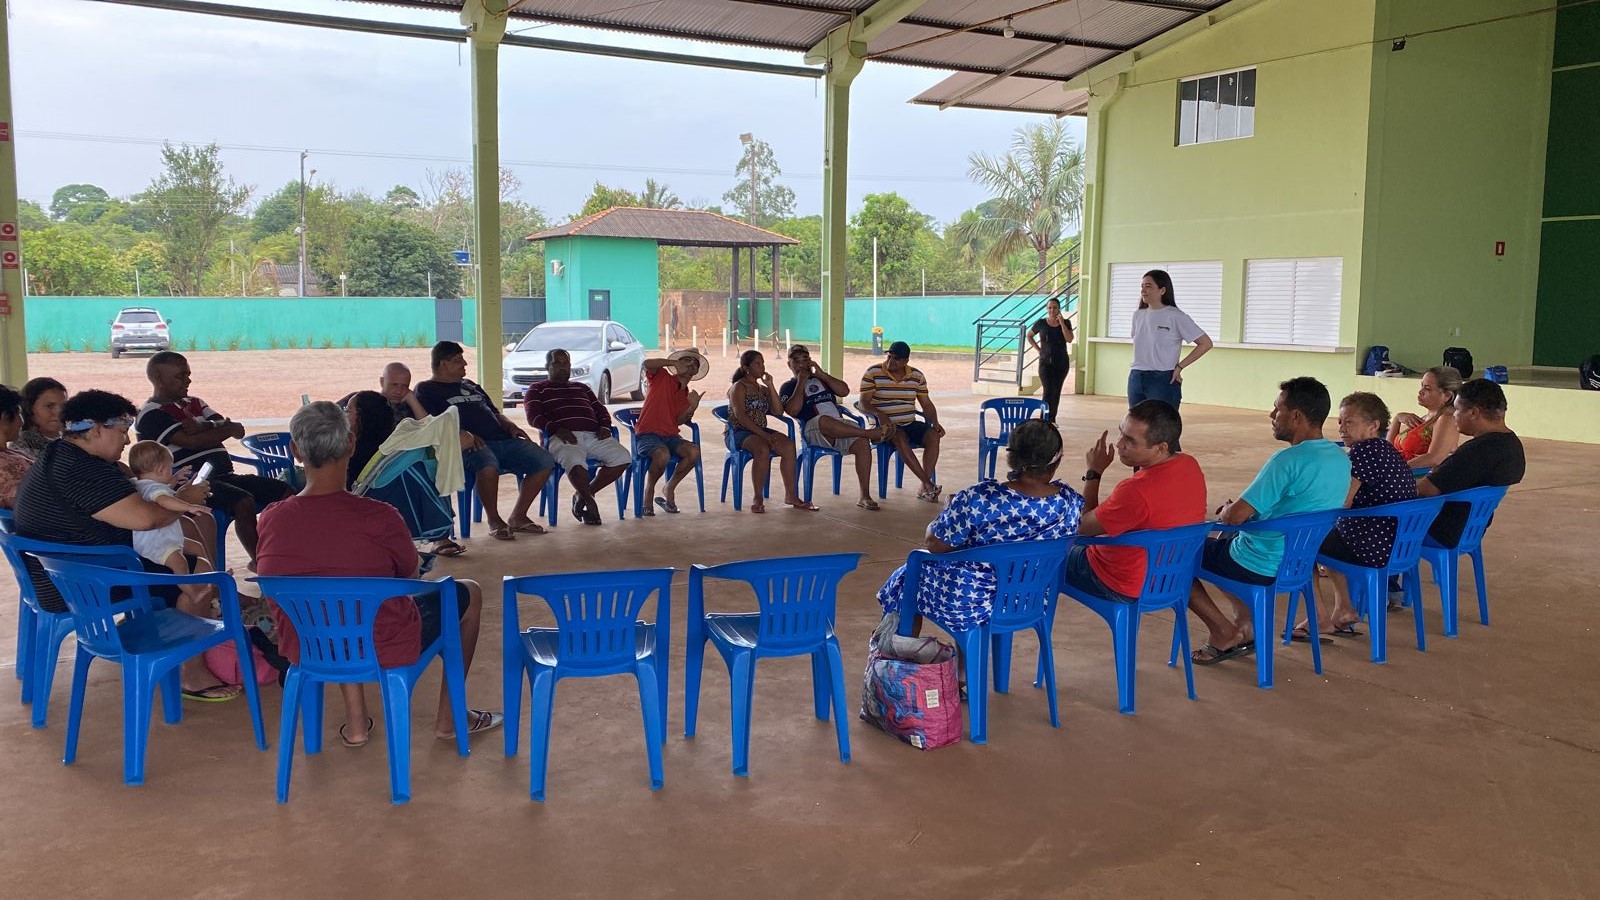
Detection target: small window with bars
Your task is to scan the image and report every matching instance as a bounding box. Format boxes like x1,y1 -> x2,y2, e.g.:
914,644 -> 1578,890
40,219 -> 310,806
1177,68 -> 1256,146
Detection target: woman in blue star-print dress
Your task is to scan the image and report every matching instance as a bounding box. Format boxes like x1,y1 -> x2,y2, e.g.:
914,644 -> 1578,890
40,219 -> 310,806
877,419 -> 1084,631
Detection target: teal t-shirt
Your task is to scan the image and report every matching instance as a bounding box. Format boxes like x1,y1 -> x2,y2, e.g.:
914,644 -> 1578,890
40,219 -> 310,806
1232,438 -> 1351,576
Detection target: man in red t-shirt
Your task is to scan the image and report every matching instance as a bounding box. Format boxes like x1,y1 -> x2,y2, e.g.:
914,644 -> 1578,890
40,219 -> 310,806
257,401 -> 502,748
633,349 -> 705,515
1067,400 -> 1207,601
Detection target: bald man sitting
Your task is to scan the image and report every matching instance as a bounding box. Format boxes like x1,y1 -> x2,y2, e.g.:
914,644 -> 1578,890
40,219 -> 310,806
340,362 -> 428,424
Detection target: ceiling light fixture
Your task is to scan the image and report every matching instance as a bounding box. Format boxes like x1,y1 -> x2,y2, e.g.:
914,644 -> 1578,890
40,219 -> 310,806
1002,18 -> 1016,39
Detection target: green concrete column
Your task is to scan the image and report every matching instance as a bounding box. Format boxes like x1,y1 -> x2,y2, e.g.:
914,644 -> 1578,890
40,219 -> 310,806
0,11 -> 28,384
812,35 -> 863,376
463,1 -> 508,392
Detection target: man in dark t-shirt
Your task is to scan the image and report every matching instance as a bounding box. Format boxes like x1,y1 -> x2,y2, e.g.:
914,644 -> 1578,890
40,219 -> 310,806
414,341 -> 553,541
136,351 -> 291,564
1417,378 -> 1524,546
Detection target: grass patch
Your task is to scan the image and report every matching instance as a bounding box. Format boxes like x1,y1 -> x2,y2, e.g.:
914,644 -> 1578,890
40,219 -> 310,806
205,336 -> 220,351
226,335 -> 246,352
319,335 -> 334,350
413,330 -> 431,348
182,336 -> 198,352
267,335 -> 282,350
30,336 -> 55,353
286,335 -> 301,350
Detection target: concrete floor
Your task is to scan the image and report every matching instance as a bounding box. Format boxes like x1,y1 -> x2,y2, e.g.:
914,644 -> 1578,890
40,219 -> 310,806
2,392 -> 1596,899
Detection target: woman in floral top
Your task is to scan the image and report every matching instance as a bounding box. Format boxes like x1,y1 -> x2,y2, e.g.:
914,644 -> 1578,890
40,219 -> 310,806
0,384 -> 35,508
878,419 -> 1083,632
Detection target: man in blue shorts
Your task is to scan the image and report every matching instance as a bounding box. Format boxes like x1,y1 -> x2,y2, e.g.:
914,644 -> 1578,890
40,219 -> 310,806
415,341 -> 553,541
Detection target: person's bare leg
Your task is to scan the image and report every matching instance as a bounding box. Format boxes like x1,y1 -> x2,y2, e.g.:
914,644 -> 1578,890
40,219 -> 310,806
435,580 -> 483,736
567,463 -> 598,511
1326,570 -> 1357,627
742,434 -> 772,508
588,463 -> 626,495
182,511 -> 217,572
816,416 -> 879,443
165,550 -> 240,695
773,438 -> 802,504
232,496 -> 261,560
920,431 -> 942,490
663,444 -> 699,505
1188,580 -> 1247,652
508,469 -> 551,528
475,464 -> 507,530
643,448 -> 669,508
890,431 -> 931,489
341,684 -> 371,745
850,440 -> 875,503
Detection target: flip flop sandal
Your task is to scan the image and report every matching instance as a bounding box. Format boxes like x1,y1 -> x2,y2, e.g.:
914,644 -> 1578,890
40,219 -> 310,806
507,520 -> 546,535
1288,628 -> 1334,645
750,500 -> 766,514
857,497 -> 880,510
489,525 -> 516,541
655,497 -> 681,515
431,540 -> 467,558
787,500 -> 821,511
181,682 -> 240,703
1192,642 -> 1254,666
439,709 -> 505,740
340,716 -> 375,749
1330,623 -> 1365,638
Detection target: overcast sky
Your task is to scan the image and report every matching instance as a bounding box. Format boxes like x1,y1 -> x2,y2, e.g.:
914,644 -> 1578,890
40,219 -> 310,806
9,0 -> 1088,227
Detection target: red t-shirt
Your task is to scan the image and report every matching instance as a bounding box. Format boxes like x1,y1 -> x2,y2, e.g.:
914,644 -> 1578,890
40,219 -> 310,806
635,367 -> 689,437
1087,453 -> 1207,597
256,491 -> 424,669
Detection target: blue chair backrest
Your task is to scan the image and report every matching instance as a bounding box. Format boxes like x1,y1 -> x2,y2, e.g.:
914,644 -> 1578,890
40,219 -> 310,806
1230,509 -> 1340,587
0,508 -> 13,532
980,398 -> 1046,441
505,568 -> 672,670
904,538 -> 1071,630
33,554 -> 161,659
614,407 -> 642,433
692,553 -> 862,652
1440,485 -> 1509,553
1337,495 -> 1447,571
0,532 -> 143,609
1078,522 -> 1210,611
252,576 -> 455,678
711,405 -> 735,449
242,432 -> 294,478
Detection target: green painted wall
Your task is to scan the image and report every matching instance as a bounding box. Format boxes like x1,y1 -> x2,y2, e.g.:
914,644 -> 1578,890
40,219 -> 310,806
23,296 -> 440,353
1084,0 -> 1376,407
542,236 -> 659,346
1534,0 -> 1600,366
1362,0 -> 1553,371
754,295 -> 1024,349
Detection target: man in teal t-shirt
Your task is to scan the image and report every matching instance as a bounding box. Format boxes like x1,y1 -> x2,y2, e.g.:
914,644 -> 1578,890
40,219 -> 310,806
1188,377 -> 1351,665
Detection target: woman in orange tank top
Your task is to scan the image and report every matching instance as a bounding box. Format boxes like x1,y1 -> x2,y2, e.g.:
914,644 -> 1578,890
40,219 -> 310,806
1387,365 -> 1461,469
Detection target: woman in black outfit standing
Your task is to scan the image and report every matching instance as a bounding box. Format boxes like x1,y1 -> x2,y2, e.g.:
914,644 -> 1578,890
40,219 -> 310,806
1027,297 -> 1074,422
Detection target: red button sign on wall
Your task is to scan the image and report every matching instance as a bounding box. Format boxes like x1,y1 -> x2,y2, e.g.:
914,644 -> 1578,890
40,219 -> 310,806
1,250 -> 18,269
0,292 -> 9,316
0,122 -> 9,142
0,222 -> 17,241
1494,241 -> 1505,257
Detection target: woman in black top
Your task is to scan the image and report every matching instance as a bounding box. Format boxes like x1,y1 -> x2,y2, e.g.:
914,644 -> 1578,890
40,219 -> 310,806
1027,297 -> 1074,422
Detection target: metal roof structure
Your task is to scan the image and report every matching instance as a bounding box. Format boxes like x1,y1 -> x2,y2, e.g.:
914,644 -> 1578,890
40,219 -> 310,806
526,207 -> 801,248
350,0 -> 1229,115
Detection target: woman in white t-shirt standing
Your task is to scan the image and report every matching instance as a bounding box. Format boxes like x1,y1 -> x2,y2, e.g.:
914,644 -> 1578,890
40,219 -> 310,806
1128,269 -> 1213,409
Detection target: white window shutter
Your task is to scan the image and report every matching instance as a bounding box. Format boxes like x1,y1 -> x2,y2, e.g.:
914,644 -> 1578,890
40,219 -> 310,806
1108,261 -> 1222,339
1245,259 -> 1296,344
1292,258 -> 1342,346
1107,264 -> 1143,338
1245,257 -> 1342,347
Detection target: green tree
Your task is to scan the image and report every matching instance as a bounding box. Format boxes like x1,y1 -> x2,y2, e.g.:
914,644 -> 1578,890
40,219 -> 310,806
577,182 -> 642,218
49,184 -> 111,221
641,179 -> 682,210
345,214 -> 462,299
722,138 -> 795,228
122,240 -> 172,296
22,226 -> 131,296
771,216 -> 822,294
18,200 -> 51,232
952,121 -> 1084,273
141,142 -> 252,295
384,184 -> 422,212
503,244 -> 546,297
251,181 -> 301,240
849,193 -> 931,296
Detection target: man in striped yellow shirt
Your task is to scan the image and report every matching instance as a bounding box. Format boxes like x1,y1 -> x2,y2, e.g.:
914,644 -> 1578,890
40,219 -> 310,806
859,341 -> 944,502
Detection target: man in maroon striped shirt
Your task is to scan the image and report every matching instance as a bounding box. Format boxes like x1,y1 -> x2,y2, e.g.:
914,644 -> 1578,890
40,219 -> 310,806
523,349 -> 632,526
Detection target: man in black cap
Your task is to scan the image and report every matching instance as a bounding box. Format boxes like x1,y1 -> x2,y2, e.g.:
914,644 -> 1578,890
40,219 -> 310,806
859,340 -> 944,502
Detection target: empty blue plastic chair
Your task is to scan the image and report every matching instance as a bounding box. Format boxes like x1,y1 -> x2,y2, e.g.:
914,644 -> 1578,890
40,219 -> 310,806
896,538 -> 1072,744
252,575 -> 470,803
1197,509 -> 1339,689
614,406 -> 706,515
34,556 -> 267,786
231,431 -> 294,480
685,552 -> 861,775
977,398 -> 1047,481
853,402 -> 937,499
796,409 -> 869,503
1410,485 -> 1509,636
1056,523 -> 1210,714
711,404 -> 795,511
0,530 -> 145,728
502,568 -> 672,800
1313,495 -> 1447,662
536,430 -> 631,526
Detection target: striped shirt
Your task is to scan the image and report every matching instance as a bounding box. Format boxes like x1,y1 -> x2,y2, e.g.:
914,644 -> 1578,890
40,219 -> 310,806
136,396 -> 233,473
860,364 -> 929,424
14,440 -> 137,612
523,379 -> 611,433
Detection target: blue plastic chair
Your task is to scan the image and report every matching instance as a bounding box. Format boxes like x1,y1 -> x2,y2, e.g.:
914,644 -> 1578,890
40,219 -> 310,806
977,398 -> 1047,481
502,568 -> 672,801
0,529 -> 145,728
1197,509 -> 1340,689
252,575 -> 470,803
853,402 -> 938,499
1312,495 -> 1447,663
34,556 -> 267,786
896,538 -> 1072,744
614,406 -> 706,515
1055,523 -> 1210,714
536,430 -> 631,526
231,431 -> 294,480
796,409 -> 869,503
685,552 -> 861,775
1410,485 -> 1509,636
711,404 -> 795,511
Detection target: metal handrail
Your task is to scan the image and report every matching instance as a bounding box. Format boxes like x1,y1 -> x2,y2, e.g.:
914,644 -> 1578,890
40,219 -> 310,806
972,241 -> 1082,385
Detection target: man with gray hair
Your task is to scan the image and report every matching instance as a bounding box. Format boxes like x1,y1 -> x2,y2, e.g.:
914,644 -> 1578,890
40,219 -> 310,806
339,362 -> 427,424
255,401 -> 502,748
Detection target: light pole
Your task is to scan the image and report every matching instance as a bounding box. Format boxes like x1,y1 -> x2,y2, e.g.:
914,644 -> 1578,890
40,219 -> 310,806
739,133 -> 757,335
339,273 -> 347,298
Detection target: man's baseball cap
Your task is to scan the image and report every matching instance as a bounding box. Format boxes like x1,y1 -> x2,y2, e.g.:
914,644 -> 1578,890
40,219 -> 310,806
887,341 -> 911,359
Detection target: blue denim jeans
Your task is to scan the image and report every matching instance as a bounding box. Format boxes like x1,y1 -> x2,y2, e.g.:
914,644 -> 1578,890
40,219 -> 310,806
1128,369 -> 1183,409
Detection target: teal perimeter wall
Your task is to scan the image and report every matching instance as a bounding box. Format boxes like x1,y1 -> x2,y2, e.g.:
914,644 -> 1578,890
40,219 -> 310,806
754,295 -> 1050,349
23,296 -> 464,353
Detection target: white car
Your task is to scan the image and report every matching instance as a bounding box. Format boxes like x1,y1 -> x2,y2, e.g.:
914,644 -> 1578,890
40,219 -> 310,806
502,319 -> 647,408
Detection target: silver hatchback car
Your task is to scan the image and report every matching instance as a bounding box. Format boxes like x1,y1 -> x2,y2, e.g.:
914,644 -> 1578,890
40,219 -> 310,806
501,320 -> 647,408
109,307 -> 171,358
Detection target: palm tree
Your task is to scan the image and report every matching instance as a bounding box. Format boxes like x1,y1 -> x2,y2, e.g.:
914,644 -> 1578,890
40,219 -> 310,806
641,179 -> 683,210
953,121 -> 1084,273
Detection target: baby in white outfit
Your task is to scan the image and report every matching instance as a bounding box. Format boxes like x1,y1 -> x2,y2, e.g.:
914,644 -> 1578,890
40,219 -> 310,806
128,440 -> 216,613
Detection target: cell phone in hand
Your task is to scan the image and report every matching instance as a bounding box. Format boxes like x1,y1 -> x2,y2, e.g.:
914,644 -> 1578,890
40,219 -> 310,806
192,461 -> 214,485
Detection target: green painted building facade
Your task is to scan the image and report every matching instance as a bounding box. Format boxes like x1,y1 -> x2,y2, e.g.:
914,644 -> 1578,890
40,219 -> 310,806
1075,0 -> 1591,434
541,236 -> 661,349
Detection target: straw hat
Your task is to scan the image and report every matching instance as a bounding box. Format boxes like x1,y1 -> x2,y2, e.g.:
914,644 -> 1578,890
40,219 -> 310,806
668,347 -> 710,382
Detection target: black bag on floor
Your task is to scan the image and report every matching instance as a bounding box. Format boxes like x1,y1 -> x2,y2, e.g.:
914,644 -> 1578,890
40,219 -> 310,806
1443,347 -> 1474,380
1581,355 -> 1600,391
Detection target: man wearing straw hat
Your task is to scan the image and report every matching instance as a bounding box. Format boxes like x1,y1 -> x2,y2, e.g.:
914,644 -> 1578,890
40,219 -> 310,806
635,348 -> 707,515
